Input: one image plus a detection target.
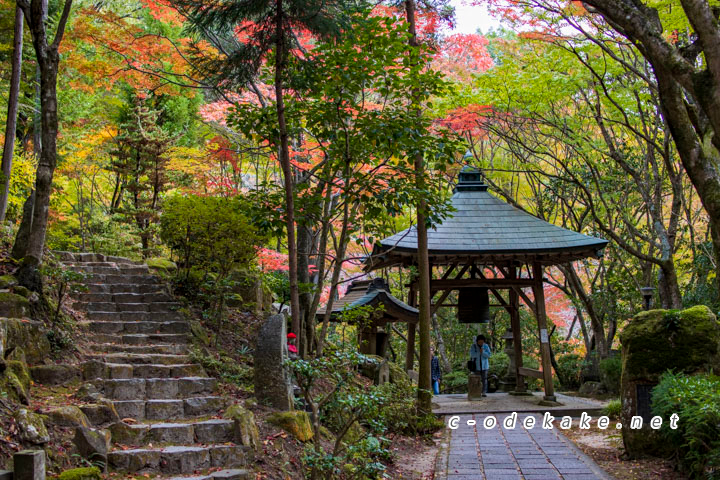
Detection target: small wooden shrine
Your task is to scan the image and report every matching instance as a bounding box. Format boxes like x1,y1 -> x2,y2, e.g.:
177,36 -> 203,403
364,167 -> 608,401
316,278 -> 418,357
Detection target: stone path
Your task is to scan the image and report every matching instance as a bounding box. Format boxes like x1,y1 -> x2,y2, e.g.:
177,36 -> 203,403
435,414 -> 610,480
62,253 -> 250,480
433,393 -> 608,416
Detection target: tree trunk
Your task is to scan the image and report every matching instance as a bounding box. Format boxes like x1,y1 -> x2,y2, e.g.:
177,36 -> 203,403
12,191 -> 35,260
431,313 -> 451,373
404,0 -> 432,415
274,2 -> 301,344
0,6 -> 24,222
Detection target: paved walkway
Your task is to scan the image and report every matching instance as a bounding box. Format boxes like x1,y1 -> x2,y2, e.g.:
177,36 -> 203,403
433,393 -> 608,416
435,414 -> 611,480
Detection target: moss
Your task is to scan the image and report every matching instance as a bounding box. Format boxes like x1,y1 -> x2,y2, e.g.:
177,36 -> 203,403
2,318 -> 51,364
0,292 -> 29,318
45,405 -> 90,428
56,466 -> 102,480
15,408 -> 50,444
1,359 -> 31,403
189,320 -> 210,346
147,258 -> 177,277
620,305 -> 720,380
267,410 -> 313,442
0,274 -> 17,289
387,361 -> 410,387
224,403 -> 260,450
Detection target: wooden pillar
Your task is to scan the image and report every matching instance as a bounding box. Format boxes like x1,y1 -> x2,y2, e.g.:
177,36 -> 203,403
532,262 -> 556,401
405,284 -> 417,372
509,266 -> 526,392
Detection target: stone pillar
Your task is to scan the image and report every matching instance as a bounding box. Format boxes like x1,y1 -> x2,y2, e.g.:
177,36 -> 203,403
14,450 -> 45,480
253,314 -> 294,411
468,373 -> 484,401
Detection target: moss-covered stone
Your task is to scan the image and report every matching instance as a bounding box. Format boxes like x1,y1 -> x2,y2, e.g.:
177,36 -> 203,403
1,359 -> 31,404
12,285 -> 31,298
387,361 -> 411,387
0,292 -> 30,318
45,406 -> 90,428
620,305 -> 720,458
14,408 -> 50,444
0,275 -> 17,289
224,403 -> 260,450
56,466 -> 102,480
267,410 -> 313,442
189,320 -> 210,346
147,258 -> 177,276
109,421 -> 148,445
30,364 -> 81,385
0,317 -> 51,364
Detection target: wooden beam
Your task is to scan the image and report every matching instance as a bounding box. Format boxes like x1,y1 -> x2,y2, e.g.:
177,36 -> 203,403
430,278 -> 535,291
513,285 -> 535,312
533,261 -> 556,402
518,367 -> 544,379
430,264 -> 472,315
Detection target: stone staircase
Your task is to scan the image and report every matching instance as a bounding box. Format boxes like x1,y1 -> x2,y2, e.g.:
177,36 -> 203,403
60,252 -> 252,480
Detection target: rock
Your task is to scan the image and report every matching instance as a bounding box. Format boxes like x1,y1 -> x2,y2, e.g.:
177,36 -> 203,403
0,318 -> 51,364
57,466 -> 102,480
73,427 -> 111,466
360,355 -> 390,385
406,369 -> 419,384
109,420 -> 149,445
146,258 -> 177,276
30,364 -> 81,386
2,360 -> 31,404
267,411 -> 313,442
0,275 -> 17,289
80,360 -> 108,380
12,286 -> 31,299
579,381 -> 606,396
468,373 -> 484,401
45,406 -> 90,428
253,314 -> 293,411
80,400 -> 120,426
224,404 -> 260,450
620,305 -> 720,458
387,361 -> 411,387
189,320 -> 210,346
0,292 -> 30,318
75,383 -> 102,402
14,408 -> 50,444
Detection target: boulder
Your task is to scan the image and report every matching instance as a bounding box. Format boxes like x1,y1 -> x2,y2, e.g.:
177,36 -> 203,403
75,383 -> 102,402
2,360 -> 31,404
57,467 -> 102,480
12,286 -> 31,299
45,406 -> 91,428
253,314 -> 293,411
80,400 -> 120,426
30,364 -> 81,386
267,411 -> 313,442
73,427 -> 111,466
0,293 -> 29,318
620,305 -> 720,458
14,408 -> 50,444
0,318 -> 51,364
579,381 -> 607,396
109,421 -> 149,445
223,404 -> 260,451
387,361 -> 411,387
0,275 -> 17,289
147,258 -> 177,277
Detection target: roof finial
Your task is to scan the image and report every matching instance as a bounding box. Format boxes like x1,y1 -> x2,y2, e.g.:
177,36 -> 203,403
455,166 -> 489,192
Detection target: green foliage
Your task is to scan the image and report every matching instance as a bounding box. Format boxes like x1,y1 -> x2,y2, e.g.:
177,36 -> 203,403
599,355 -> 622,394
601,399 -> 622,419
41,264 -> 88,324
651,372 -> 720,478
188,347 -> 252,387
160,195 -> 261,278
556,354 -> 583,390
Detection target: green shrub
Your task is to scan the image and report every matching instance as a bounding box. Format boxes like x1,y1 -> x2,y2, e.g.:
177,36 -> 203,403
488,352 -> 509,379
599,355 -> 622,394
601,399 -> 621,419
556,353 -> 583,390
443,368 -> 468,393
651,372 -> 720,478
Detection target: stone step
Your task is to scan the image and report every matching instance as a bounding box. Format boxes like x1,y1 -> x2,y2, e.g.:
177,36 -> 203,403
88,343 -> 189,355
74,292 -> 174,303
89,353 -> 191,366
81,302 -> 180,313
56,251 -> 142,265
102,377 -> 216,400
107,444 -> 248,474
113,396 -> 227,420
85,283 -> 166,294
160,469 -> 251,480
85,311 -> 183,322
113,419 -> 235,444
86,273 -> 160,284
84,362 -> 205,380
66,264 -> 150,275
83,320 -> 188,334
90,333 -> 191,345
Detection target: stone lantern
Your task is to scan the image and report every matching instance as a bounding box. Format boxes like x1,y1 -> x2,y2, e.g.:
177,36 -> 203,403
498,328 -> 517,392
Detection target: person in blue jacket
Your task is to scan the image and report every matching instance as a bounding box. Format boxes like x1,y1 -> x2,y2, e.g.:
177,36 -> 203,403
470,334 -> 491,396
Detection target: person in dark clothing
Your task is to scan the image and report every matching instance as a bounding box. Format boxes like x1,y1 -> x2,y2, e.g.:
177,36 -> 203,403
431,346 -> 442,395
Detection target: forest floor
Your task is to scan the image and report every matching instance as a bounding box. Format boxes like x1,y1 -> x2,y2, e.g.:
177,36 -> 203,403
559,421 -> 687,480
384,431 -> 442,479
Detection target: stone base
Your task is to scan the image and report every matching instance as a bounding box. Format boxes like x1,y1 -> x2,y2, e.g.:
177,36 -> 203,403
468,374 -> 484,401
497,378 -> 517,392
508,390 -> 533,396
538,399 -> 562,407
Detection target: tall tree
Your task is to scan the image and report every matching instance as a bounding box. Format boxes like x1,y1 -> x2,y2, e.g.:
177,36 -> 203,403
0,6 -> 24,222
173,0 -> 358,348
14,0 -> 73,291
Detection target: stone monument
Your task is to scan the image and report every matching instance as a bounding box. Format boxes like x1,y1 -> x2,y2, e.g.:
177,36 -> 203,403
620,305 -> 720,457
468,373 -> 484,401
253,314 -> 294,411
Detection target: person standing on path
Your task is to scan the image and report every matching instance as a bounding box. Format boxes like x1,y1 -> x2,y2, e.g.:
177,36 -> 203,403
431,346 -> 442,395
470,334 -> 491,396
